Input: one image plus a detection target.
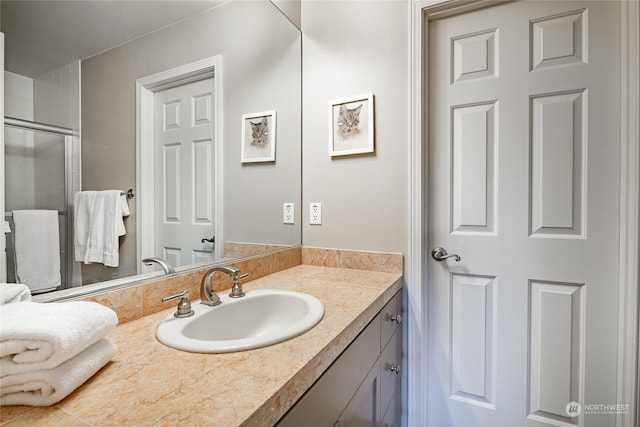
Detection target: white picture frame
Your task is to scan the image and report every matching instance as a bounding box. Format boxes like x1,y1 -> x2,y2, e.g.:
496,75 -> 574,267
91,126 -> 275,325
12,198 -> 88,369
241,110 -> 276,163
329,93 -> 374,157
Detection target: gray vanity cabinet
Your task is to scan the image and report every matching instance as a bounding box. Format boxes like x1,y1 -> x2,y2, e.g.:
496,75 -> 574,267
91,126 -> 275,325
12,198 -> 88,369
276,291 -> 402,427
379,296 -> 402,427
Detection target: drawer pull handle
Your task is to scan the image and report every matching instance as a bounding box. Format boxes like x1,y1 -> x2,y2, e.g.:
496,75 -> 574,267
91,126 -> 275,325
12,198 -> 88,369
390,314 -> 402,324
389,364 -> 401,375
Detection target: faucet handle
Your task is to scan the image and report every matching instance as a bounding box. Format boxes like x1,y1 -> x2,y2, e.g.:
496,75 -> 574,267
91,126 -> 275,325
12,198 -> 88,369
162,290 -> 194,318
229,273 -> 249,298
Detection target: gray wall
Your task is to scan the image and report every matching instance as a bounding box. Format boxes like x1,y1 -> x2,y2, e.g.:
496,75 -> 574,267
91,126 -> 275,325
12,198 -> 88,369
81,0 -> 301,283
301,1 -> 409,256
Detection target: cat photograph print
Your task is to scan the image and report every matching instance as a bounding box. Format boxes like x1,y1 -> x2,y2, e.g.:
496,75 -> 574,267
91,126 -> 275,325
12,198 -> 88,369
241,110 -> 276,163
329,93 -> 374,157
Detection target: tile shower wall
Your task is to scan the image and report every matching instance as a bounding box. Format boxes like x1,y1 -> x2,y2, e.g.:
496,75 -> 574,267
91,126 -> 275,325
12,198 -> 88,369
4,72 -> 35,211
4,71 -> 34,121
34,62 -> 80,131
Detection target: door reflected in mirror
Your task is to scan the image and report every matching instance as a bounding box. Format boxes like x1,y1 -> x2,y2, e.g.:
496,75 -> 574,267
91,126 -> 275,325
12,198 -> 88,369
154,77 -> 217,267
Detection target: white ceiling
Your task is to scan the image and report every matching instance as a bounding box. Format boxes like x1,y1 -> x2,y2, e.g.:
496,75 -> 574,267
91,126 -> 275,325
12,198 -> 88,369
1,0 -> 225,77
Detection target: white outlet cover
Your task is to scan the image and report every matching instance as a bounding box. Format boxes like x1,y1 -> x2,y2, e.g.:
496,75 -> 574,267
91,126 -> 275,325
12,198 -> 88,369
310,202 -> 322,225
283,203 -> 295,224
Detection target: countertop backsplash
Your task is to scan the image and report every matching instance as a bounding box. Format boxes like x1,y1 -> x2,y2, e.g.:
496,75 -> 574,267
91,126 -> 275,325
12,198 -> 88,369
53,247 -> 402,324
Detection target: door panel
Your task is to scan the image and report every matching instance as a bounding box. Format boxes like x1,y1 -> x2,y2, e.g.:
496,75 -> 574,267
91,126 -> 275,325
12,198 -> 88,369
427,2 -> 620,426
530,90 -> 585,237
450,273 -> 497,409
451,101 -> 497,235
528,280 -> 584,422
154,78 -> 215,267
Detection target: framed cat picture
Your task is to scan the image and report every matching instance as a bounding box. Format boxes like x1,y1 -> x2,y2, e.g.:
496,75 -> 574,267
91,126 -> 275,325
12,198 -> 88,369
241,110 -> 277,163
329,93 -> 374,157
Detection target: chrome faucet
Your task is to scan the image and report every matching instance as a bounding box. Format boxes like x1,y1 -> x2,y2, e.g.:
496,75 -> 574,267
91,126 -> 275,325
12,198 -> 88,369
142,257 -> 175,275
200,265 -> 249,306
199,267 -> 226,306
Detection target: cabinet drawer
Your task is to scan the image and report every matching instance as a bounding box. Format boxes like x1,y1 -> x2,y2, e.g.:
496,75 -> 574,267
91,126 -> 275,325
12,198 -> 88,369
380,291 -> 402,349
380,327 -> 401,414
381,389 -> 401,427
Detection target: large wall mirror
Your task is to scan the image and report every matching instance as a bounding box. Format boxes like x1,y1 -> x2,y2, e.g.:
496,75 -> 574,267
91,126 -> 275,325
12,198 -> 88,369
2,0 -> 302,299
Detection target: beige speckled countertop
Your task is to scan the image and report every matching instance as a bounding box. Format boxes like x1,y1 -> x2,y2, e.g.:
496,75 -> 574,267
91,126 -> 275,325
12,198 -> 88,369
1,265 -> 402,426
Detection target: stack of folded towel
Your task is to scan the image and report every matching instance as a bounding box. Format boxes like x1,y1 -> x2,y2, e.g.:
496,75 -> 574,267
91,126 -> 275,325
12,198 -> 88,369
0,290 -> 118,406
0,283 -> 32,305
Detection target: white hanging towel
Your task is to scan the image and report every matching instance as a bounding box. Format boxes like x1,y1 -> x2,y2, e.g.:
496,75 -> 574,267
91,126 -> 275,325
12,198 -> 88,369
12,210 -> 61,293
74,190 -> 130,267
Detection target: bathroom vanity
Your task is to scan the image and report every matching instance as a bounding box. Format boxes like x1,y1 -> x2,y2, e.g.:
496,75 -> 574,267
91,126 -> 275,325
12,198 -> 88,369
1,264 -> 402,426
277,291 -> 402,427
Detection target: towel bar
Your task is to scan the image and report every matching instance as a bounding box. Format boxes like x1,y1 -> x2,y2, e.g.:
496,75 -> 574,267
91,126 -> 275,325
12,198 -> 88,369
4,211 -> 66,217
121,189 -> 135,199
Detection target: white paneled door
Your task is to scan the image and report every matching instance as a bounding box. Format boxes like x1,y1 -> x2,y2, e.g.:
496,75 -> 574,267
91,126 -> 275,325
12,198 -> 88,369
427,2 -> 622,426
154,78 -> 215,268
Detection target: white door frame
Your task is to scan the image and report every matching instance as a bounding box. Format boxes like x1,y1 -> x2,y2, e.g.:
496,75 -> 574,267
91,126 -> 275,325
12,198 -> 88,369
136,56 -> 223,273
407,1 -> 639,426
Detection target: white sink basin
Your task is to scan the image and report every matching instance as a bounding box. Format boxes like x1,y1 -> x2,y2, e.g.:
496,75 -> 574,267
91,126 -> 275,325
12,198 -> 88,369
156,290 -> 324,353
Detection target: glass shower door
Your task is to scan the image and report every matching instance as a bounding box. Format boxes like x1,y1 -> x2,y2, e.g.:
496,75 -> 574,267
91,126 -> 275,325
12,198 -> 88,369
4,124 -> 70,291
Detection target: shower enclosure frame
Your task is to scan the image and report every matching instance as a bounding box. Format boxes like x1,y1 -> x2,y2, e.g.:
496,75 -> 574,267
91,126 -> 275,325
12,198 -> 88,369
4,116 -> 74,291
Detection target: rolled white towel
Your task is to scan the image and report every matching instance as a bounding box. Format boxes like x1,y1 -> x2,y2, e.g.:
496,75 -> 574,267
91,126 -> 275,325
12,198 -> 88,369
0,301 -> 118,376
0,284 -> 32,305
0,338 -> 116,406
